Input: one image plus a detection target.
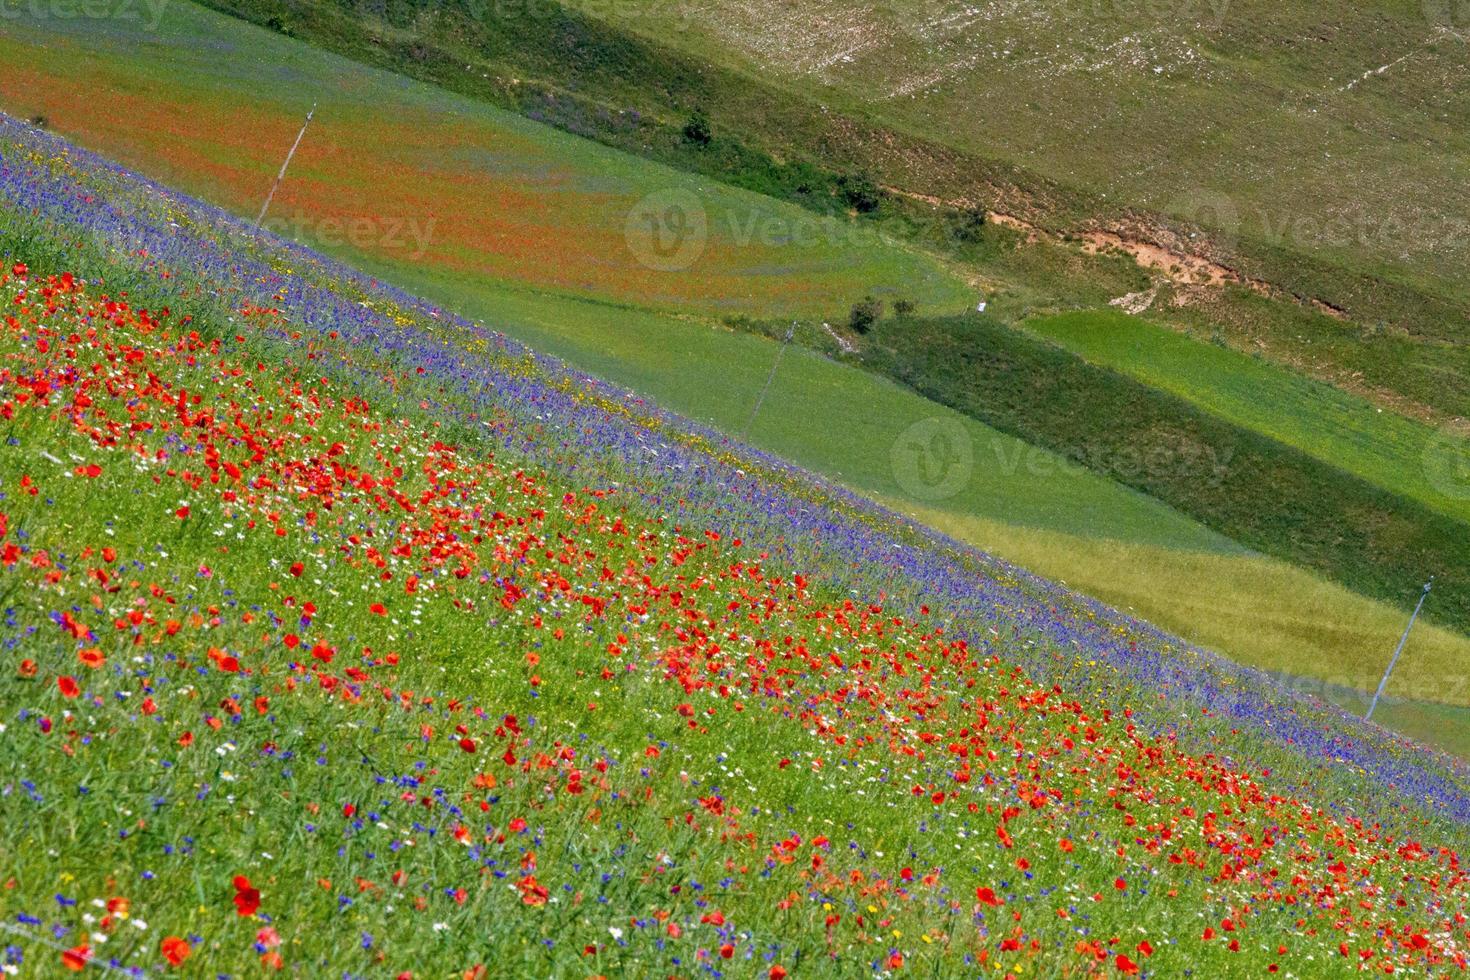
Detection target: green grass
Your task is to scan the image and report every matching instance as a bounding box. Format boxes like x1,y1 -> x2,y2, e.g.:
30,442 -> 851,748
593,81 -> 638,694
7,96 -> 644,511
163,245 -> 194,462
1026,308 -> 1470,525
189,0 -> 1470,421
0,0 -> 971,320
351,258 -> 1234,552
593,0 -> 1470,331
854,311 -> 1470,634
905,501 -> 1470,707
11,0 -> 1470,761
1162,282 -> 1470,422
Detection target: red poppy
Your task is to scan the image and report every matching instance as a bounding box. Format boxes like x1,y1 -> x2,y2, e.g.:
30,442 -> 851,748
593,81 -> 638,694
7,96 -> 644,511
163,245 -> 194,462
976,886 -> 1003,906
61,945 -> 90,971
233,874 -> 261,916
57,675 -> 80,698
517,874 -> 548,906
160,935 -> 191,967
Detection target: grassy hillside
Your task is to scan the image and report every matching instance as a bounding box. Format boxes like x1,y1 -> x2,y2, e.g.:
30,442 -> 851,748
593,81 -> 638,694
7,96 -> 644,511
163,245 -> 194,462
188,0 -> 1470,422
6,111 -> 1470,977
596,0 -> 1470,328
857,311 -> 1470,634
1026,309 -> 1470,525
358,265 -> 1230,551
907,504 -> 1470,741
7,0 -> 1470,748
0,2 -> 970,319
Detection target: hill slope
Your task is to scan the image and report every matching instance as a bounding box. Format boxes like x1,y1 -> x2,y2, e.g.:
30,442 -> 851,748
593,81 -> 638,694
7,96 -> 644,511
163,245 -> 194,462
4,106 -> 1470,979
191,0 -> 1470,421
597,0 -> 1470,340
5,1 -> 1470,745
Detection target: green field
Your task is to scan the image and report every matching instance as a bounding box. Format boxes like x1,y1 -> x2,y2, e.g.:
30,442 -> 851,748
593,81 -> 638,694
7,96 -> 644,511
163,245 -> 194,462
204,0 -> 1470,423
355,258 -> 1230,552
595,0 -> 1470,325
0,1 -> 969,319
848,310 -> 1470,635
10,0 -> 1470,757
1027,308 -> 1470,524
908,504 -> 1470,702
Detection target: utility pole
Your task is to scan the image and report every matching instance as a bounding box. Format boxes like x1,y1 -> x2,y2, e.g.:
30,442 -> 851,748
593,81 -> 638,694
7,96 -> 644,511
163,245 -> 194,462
255,103 -> 317,229
1365,578 -> 1433,721
740,321 -> 796,439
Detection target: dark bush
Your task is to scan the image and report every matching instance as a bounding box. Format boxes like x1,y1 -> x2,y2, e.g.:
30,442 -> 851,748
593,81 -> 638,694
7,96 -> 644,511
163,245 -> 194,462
837,172 -> 882,214
682,109 -> 712,147
849,296 -> 883,334
948,205 -> 988,243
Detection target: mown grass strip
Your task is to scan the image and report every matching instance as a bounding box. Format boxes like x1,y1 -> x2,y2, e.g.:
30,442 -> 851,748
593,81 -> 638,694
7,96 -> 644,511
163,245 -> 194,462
860,312 -> 1470,636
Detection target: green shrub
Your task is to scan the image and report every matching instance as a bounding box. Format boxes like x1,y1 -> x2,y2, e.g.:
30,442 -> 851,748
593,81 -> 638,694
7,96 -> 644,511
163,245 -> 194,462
849,295 -> 883,333
948,205 -> 988,244
682,109 -> 713,147
838,172 -> 882,214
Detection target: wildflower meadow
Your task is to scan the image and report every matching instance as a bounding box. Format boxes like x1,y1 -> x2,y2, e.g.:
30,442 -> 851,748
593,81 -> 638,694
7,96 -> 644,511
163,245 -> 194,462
2,115 -> 1470,977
